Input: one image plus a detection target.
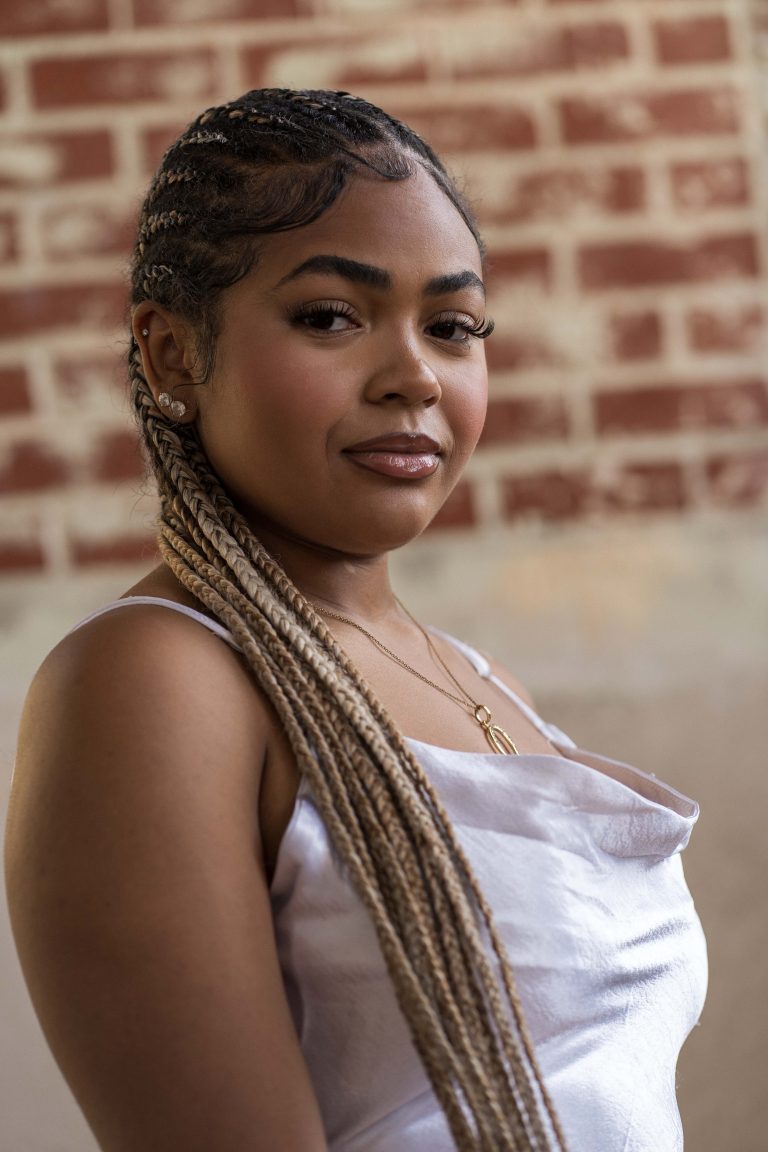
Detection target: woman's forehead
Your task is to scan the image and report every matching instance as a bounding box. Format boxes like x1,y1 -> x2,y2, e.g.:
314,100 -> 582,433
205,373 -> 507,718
252,168 -> 483,286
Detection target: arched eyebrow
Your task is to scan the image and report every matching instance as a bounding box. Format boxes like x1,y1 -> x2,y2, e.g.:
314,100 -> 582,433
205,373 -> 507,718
273,255 -> 486,298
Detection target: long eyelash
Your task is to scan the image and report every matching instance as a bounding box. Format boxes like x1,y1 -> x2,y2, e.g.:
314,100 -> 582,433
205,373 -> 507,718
290,302 -> 354,320
468,316 -> 495,339
440,313 -> 496,340
289,303 -> 495,339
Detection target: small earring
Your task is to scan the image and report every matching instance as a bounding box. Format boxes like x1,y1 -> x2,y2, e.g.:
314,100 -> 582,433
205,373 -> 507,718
158,392 -> 187,420
141,328 -> 149,336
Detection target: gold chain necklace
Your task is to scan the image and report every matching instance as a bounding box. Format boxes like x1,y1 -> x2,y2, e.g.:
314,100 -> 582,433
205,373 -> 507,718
315,597 -> 519,755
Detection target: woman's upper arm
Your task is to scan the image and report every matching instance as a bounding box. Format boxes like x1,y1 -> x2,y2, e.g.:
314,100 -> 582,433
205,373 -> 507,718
4,610 -> 328,1152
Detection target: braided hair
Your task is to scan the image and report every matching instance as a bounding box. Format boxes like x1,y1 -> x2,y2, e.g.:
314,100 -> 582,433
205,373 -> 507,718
129,87 -> 568,1152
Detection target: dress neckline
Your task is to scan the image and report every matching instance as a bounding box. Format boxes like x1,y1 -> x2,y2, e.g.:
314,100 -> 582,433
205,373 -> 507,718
403,736 -> 699,820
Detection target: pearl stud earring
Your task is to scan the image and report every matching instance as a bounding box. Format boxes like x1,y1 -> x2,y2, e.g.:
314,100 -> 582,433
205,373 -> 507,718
158,392 -> 187,420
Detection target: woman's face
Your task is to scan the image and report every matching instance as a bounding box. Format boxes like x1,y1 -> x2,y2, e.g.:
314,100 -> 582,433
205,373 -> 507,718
195,162 -> 489,557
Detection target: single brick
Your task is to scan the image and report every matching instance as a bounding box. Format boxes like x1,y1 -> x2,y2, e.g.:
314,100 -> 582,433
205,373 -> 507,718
0,283 -> 125,338
670,158 -> 750,211
686,304 -> 765,354
484,333 -> 563,374
705,450 -> 768,506
41,202 -> 135,261
70,533 -> 160,567
594,379 -> 768,435
0,367 -> 31,414
0,130 -> 113,188
487,248 -> 552,291
579,234 -> 759,291
0,442 -> 70,494
0,0 -> 108,36
609,311 -> 662,361
134,0 -> 299,22
31,50 -> 218,109
444,20 -> 628,80
502,468 -> 591,522
654,16 -> 731,66
489,165 -> 644,224
393,104 -> 536,154
426,481 -> 475,530
599,462 -> 687,512
0,539 -> 46,573
479,396 -> 570,444
560,86 -> 740,144
91,430 -> 146,482
0,211 -> 18,264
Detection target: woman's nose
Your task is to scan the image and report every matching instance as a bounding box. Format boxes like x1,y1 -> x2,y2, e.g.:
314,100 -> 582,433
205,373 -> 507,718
363,343 -> 442,406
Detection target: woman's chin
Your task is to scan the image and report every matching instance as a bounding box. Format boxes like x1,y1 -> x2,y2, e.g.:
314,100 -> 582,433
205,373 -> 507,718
333,506 -> 444,555
312,512 -> 440,558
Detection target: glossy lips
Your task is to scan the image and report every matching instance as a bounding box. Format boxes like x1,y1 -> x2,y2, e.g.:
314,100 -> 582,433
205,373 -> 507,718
343,433 -> 442,479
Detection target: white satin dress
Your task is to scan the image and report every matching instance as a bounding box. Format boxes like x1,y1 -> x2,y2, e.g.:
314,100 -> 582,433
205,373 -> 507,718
71,598 -> 708,1151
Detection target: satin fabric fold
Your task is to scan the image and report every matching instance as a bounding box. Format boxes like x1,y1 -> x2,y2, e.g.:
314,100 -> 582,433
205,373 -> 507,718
270,736 -> 707,1152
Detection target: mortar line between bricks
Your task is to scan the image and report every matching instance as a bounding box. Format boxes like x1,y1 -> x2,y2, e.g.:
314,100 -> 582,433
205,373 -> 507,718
218,41 -> 246,102
469,427 -> 768,475
623,1 -> 654,72
8,62 -> 682,108
108,113 -> 146,187
490,356 -> 768,393
24,346 -> 57,421
0,75 -> 751,134
0,137 -> 757,192
1,53 -> 31,121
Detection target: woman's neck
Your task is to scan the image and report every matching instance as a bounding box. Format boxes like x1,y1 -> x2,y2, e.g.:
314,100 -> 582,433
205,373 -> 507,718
250,523 -> 399,624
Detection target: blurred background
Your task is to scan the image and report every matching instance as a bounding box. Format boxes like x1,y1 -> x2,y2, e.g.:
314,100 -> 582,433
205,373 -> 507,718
1,0 -> 766,1149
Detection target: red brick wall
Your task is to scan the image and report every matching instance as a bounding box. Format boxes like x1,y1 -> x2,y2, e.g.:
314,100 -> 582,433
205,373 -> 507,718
1,0 -> 766,575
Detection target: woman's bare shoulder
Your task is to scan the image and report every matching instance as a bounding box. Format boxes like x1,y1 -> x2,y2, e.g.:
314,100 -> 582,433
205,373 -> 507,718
8,598 -> 275,885
5,602 -> 328,1151
28,599 -> 269,767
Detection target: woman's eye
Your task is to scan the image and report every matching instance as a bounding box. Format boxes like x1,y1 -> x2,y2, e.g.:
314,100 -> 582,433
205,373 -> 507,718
429,314 -> 494,344
430,319 -> 472,343
291,304 -> 357,333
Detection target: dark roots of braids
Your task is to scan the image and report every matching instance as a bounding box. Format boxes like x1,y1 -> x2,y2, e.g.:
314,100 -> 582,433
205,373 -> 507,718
128,87 -> 568,1152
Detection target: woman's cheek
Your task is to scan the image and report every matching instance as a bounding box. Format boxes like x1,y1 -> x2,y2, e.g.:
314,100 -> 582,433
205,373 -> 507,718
451,374 -> 488,462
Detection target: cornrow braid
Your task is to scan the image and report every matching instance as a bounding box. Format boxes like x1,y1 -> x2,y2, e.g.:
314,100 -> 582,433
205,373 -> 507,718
146,166 -> 200,204
129,87 -> 568,1152
138,209 -> 187,242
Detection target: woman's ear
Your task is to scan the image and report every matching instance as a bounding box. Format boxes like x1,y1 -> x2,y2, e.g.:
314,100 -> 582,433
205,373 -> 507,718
131,303 -> 200,423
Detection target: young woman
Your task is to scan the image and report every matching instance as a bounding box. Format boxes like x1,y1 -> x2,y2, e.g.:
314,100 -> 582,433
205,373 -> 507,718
4,88 -> 707,1152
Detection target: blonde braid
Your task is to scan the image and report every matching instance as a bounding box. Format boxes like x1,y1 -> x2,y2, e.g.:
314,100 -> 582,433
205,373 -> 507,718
130,344 -> 568,1151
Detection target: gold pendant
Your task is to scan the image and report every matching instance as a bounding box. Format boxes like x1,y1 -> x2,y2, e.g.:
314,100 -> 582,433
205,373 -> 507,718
473,704 -> 519,755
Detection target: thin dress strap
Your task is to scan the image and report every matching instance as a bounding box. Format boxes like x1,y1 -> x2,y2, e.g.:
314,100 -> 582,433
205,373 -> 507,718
427,626 -> 577,751
67,599 -> 576,751
66,596 -> 243,653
